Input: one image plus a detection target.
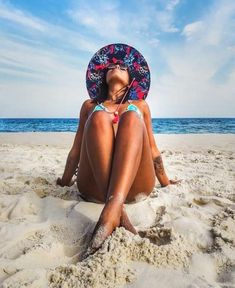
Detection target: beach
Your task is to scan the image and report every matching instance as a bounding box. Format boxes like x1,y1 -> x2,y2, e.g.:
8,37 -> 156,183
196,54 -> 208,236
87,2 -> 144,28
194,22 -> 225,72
0,132 -> 234,287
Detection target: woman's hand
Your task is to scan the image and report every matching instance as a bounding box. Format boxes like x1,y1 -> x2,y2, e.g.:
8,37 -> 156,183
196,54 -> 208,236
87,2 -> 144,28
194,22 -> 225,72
169,179 -> 182,185
160,178 -> 182,187
56,177 -> 76,187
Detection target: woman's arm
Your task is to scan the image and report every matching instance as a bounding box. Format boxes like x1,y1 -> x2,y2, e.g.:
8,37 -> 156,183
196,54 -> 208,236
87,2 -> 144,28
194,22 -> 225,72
57,100 -> 90,187
141,100 -> 170,187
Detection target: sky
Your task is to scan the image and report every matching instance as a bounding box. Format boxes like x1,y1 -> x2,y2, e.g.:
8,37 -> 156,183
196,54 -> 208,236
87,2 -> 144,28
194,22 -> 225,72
0,0 -> 235,118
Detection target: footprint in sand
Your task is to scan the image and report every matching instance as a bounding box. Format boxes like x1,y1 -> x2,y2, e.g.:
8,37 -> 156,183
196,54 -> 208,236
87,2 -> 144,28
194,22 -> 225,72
32,177 -> 50,185
0,193 -> 40,222
0,230 -> 45,260
138,226 -> 172,245
138,206 -> 172,245
210,208 -> 235,247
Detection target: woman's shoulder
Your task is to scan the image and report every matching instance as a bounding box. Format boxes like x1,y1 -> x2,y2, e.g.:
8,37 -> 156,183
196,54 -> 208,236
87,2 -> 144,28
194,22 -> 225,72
82,99 -> 95,106
81,99 -> 97,112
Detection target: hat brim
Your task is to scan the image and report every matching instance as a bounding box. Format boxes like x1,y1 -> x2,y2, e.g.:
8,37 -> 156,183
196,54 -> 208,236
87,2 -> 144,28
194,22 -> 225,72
86,43 -> 150,100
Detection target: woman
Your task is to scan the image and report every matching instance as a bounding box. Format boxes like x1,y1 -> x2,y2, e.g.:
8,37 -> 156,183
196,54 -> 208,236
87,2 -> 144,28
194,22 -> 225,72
57,43 -> 179,253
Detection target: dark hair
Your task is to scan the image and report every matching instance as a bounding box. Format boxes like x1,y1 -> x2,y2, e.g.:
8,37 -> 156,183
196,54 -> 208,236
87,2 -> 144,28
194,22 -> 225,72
91,68 -> 132,104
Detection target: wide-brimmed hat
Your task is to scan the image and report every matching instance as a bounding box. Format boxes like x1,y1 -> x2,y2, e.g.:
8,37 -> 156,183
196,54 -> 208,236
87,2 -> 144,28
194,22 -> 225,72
86,43 -> 150,100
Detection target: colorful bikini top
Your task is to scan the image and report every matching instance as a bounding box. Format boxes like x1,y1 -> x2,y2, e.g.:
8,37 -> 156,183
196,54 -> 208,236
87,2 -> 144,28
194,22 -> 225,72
93,100 -> 143,123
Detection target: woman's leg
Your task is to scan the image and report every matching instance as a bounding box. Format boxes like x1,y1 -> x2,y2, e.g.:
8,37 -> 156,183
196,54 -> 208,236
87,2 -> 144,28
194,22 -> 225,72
77,110 -> 115,203
77,110 -> 138,235
107,112 -> 156,203
89,111 -> 155,250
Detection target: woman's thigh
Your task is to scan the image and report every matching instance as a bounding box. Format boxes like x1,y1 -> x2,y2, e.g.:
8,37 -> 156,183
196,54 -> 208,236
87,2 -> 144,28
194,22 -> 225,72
125,122 -> 156,203
77,111 -> 114,203
77,134 -> 99,201
77,112 -> 155,203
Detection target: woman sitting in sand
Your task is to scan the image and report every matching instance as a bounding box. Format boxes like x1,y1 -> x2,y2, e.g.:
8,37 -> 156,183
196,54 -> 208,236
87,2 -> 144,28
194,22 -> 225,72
57,43 -> 179,253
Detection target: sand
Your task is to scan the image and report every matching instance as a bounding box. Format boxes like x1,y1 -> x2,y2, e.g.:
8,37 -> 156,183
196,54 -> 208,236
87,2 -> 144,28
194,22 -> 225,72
0,133 -> 234,288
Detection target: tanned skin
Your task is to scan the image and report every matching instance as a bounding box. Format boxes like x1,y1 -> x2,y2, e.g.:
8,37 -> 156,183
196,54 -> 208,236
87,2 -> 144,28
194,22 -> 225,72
57,64 -> 180,255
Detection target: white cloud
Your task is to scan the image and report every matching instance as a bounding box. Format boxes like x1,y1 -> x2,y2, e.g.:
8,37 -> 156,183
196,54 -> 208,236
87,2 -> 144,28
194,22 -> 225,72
155,10 -> 179,33
149,0 -> 235,117
149,76 -> 235,118
181,21 -> 203,40
0,34 -> 87,85
0,1 -> 101,54
182,0 -> 235,46
0,33 -> 89,118
148,38 -> 160,47
204,1 -> 235,46
0,1 -> 46,31
67,1 -> 122,39
154,0 -> 180,33
0,82 -> 86,117
166,0 -> 180,11
67,0 -> 180,46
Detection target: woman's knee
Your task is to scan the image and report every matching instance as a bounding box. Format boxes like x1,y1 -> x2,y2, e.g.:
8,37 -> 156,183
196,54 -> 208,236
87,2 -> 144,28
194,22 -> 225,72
119,111 -> 144,127
87,111 -> 111,129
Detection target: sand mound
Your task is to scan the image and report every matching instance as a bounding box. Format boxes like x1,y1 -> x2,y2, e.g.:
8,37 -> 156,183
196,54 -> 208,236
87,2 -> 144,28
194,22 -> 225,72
49,227 -> 195,288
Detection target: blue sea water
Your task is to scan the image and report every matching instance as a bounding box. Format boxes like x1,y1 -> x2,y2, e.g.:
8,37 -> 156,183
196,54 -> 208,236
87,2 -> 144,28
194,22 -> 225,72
0,118 -> 234,134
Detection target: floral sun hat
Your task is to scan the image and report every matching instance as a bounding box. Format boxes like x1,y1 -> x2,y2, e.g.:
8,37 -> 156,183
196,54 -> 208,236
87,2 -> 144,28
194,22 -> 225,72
86,43 -> 151,100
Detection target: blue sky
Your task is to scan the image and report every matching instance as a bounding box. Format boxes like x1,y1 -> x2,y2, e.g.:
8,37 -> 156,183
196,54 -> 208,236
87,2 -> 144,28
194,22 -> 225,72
0,0 -> 234,117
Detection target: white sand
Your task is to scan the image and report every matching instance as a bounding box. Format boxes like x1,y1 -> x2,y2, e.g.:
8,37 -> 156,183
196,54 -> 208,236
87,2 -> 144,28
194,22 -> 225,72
0,133 -> 234,288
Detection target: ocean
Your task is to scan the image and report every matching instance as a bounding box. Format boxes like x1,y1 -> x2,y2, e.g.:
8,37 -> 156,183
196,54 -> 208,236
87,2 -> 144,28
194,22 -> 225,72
0,118 -> 234,134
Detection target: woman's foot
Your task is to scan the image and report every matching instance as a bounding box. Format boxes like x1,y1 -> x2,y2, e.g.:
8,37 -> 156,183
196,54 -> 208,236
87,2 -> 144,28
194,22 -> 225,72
90,206 -> 137,252
84,198 -> 137,259
87,200 -> 122,255
119,208 -> 137,234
